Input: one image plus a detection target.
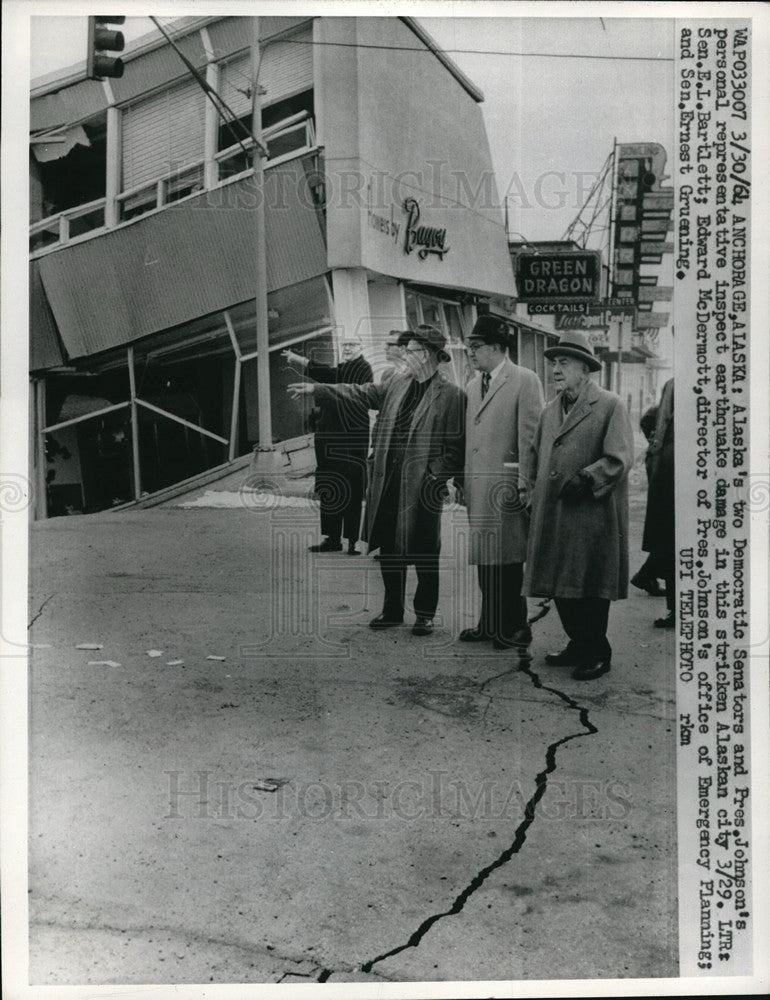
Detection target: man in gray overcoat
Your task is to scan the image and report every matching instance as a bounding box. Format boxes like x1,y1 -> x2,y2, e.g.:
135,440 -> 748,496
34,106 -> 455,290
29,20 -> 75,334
523,332 -> 634,680
460,315 -> 544,653
289,325 -> 466,636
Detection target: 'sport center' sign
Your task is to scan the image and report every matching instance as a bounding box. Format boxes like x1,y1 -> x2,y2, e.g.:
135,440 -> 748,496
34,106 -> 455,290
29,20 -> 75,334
515,250 -> 601,303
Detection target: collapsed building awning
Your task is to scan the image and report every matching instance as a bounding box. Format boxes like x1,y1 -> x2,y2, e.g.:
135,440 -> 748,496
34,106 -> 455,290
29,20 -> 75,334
35,157 -> 328,362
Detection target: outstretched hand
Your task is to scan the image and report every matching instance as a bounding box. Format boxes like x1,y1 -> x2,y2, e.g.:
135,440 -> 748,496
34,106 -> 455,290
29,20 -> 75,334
287,383 -> 314,400
281,349 -> 308,367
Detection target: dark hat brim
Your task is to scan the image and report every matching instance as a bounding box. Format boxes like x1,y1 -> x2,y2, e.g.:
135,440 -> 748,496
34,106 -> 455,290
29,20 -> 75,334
411,333 -> 451,364
543,344 -> 601,372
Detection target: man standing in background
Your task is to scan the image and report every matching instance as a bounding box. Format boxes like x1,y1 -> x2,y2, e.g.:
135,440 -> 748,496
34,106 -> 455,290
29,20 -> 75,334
460,315 -> 544,654
379,330 -> 407,386
288,325 -> 465,635
282,338 -> 373,555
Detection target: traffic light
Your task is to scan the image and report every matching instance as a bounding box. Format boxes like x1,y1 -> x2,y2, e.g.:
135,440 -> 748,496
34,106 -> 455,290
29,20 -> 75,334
87,15 -> 126,80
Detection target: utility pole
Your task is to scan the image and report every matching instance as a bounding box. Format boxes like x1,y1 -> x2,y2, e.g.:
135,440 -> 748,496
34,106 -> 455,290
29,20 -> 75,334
250,16 -> 279,472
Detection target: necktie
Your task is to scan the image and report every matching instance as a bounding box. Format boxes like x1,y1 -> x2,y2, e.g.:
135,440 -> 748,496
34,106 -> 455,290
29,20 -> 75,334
481,372 -> 491,399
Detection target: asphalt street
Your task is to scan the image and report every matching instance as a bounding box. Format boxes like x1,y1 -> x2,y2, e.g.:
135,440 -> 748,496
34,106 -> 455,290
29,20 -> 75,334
27,462 -> 678,985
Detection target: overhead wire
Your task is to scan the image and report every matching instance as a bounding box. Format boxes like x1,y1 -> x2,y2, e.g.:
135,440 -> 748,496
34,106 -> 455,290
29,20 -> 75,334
277,36 -> 673,62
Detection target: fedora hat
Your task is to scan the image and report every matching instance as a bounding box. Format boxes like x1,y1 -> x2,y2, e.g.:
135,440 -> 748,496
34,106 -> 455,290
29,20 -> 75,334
467,314 -> 511,349
543,331 -> 601,372
410,324 -> 451,363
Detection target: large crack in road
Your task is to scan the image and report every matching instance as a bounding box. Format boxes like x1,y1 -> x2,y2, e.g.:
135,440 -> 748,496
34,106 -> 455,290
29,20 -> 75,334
28,593 -> 56,630
359,655 -> 598,975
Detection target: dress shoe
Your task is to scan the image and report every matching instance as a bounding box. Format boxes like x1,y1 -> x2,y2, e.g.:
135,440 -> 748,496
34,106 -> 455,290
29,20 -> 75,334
572,659 -> 611,681
459,627 -> 491,642
631,571 -> 664,597
412,617 -> 434,636
309,538 -> 342,553
654,612 -> 675,629
369,611 -> 403,629
544,645 -> 580,666
347,544 -> 360,556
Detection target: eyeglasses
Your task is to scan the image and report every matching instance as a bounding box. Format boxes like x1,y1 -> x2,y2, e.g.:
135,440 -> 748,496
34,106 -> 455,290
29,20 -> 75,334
466,342 -> 487,354
404,346 -> 428,355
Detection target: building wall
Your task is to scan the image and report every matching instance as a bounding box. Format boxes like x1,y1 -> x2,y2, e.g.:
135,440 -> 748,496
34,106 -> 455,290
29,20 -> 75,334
318,18 -> 514,298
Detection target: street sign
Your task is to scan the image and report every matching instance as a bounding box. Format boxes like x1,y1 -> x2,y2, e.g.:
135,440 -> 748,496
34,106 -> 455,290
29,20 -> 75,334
642,192 -> 675,211
637,285 -> 673,302
639,241 -> 674,255
527,302 -> 588,315
515,250 -> 601,303
634,311 -> 670,329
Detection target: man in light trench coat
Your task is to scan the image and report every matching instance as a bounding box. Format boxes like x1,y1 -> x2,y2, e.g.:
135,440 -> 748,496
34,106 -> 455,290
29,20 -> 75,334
523,331 -> 634,681
289,325 -> 466,636
460,315 -> 544,653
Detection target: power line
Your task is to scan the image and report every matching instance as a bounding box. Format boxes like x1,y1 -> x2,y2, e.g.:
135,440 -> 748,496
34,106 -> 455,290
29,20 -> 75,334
277,37 -> 673,63
149,15 -> 264,158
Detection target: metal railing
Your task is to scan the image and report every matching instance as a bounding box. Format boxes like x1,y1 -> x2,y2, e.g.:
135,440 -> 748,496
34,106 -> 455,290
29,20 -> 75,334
30,113 -> 317,254
29,198 -> 107,253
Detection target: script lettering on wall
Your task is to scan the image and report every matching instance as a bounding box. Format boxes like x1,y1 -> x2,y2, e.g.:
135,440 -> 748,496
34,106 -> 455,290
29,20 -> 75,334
403,197 -> 450,260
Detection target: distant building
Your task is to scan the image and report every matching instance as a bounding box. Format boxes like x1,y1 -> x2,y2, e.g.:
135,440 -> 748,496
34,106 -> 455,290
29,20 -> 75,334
29,15 -> 554,517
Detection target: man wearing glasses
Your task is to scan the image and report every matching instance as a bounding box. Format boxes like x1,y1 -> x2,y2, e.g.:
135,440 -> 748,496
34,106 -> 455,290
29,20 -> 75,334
288,325 -> 465,636
460,315 -> 544,655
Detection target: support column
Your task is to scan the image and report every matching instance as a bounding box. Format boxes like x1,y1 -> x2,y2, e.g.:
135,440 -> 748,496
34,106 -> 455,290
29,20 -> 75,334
330,268 -> 373,353
203,59 -> 219,190
127,347 -> 142,500
105,106 -> 120,228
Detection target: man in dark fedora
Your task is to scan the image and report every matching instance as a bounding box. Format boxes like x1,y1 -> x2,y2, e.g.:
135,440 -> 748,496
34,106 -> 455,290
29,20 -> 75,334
288,324 -> 465,636
460,315 -> 544,653
523,331 -> 634,680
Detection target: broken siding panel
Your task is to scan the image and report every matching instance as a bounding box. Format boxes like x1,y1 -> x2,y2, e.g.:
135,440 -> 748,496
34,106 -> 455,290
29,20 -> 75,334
37,161 -> 328,360
30,261 -> 66,370
31,80 -> 107,133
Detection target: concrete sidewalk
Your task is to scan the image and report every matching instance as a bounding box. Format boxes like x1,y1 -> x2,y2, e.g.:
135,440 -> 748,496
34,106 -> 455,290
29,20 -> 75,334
27,464 -> 677,985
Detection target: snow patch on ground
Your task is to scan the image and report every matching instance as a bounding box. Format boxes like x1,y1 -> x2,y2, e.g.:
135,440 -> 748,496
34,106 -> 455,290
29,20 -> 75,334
176,490 -> 316,509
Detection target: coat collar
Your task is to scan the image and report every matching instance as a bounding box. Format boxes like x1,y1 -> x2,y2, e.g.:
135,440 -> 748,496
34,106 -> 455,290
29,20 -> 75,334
553,377 -> 600,440
475,357 -> 514,416
411,372 -> 444,427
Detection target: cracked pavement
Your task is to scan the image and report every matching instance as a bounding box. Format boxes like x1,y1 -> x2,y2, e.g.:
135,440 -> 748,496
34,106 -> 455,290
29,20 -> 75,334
27,468 -> 677,984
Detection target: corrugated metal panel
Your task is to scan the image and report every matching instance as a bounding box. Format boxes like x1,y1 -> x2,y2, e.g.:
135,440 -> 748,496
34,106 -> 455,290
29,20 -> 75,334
110,32 -> 207,105
207,16 -> 313,61
262,28 -> 313,104
207,17 -> 250,60
30,261 -> 66,370
37,158 -> 328,360
31,79 -> 107,133
121,79 -> 207,189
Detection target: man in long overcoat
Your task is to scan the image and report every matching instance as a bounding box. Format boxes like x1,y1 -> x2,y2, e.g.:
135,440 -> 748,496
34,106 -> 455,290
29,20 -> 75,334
460,315 -> 544,652
282,338 -> 372,554
523,331 -> 634,680
289,325 -> 465,635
